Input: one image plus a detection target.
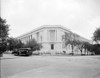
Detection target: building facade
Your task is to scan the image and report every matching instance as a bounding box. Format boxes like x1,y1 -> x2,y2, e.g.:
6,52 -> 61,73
17,25 -> 89,54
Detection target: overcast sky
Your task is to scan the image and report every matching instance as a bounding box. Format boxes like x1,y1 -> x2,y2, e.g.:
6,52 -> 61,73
1,0 -> 100,40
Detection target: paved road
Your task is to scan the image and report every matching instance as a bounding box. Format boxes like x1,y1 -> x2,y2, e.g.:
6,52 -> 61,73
1,54 -> 100,78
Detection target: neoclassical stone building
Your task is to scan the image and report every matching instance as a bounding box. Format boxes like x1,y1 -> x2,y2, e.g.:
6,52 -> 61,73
17,25 -> 90,54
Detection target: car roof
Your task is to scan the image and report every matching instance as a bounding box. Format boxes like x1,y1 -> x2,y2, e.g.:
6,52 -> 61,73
19,48 -> 31,50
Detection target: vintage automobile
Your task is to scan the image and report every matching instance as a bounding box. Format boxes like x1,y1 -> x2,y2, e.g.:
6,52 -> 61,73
12,48 -> 33,56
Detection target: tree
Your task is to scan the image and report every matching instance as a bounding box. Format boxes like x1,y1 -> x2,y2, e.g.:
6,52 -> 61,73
64,32 -> 92,55
76,41 -> 93,55
92,44 -> 100,55
7,38 -> 24,50
93,27 -> 100,44
24,39 -> 42,51
76,41 -> 84,55
82,42 -> 93,55
65,32 -> 78,55
92,27 -> 100,55
0,17 -> 9,38
0,17 -> 9,56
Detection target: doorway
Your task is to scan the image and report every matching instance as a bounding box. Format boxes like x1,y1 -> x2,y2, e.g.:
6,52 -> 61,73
51,44 -> 54,50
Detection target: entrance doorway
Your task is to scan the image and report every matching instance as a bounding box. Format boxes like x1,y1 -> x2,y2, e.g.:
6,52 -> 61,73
51,44 -> 54,50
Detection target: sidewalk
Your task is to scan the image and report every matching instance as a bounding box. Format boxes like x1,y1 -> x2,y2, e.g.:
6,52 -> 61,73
0,54 -> 19,60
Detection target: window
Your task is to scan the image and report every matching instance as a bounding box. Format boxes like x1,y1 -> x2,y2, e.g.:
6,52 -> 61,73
37,32 -> 39,41
41,36 -> 42,42
49,30 -> 55,42
51,44 -> 54,50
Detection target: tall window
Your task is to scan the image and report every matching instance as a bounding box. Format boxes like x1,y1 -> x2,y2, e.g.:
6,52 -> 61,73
41,36 -> 42,42
49,30 -> 55,42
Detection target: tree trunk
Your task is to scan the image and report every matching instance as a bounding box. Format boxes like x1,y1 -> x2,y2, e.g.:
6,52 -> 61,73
84,49 -> 87,55
71,45 -> 74,55
80,48 -> 83,55
87,51 -> 89,55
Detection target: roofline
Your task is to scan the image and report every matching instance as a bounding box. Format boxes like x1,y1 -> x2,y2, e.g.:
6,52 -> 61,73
16,25 -> 71,39
16,25 -> 91,42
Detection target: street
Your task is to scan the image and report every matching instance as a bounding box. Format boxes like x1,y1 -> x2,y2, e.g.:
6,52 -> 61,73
1,54 -> 100,78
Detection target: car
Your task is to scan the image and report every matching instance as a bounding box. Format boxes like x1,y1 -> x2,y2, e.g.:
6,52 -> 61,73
13,48 -> 33,56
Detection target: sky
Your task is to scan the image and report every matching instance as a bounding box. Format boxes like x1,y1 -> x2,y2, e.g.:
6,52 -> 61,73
1,0 -> 100,40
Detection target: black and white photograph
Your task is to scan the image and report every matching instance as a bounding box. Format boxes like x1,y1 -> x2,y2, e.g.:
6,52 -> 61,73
0,0 -> 100,78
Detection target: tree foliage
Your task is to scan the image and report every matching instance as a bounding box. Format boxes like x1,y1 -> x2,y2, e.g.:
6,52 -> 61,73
92,27 -> 100,55
93,27 -> 100,44
76,41 -> 84,54
0,17 -> 9,56
64,32 -> 94,55
7,38 -> 24,50
65,32 -> 78,55
0,39 -> 7,53
83,41 -> 94,55
0,17 -> 9,38
92,44 -> 100,55
24,39 -> 42,51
